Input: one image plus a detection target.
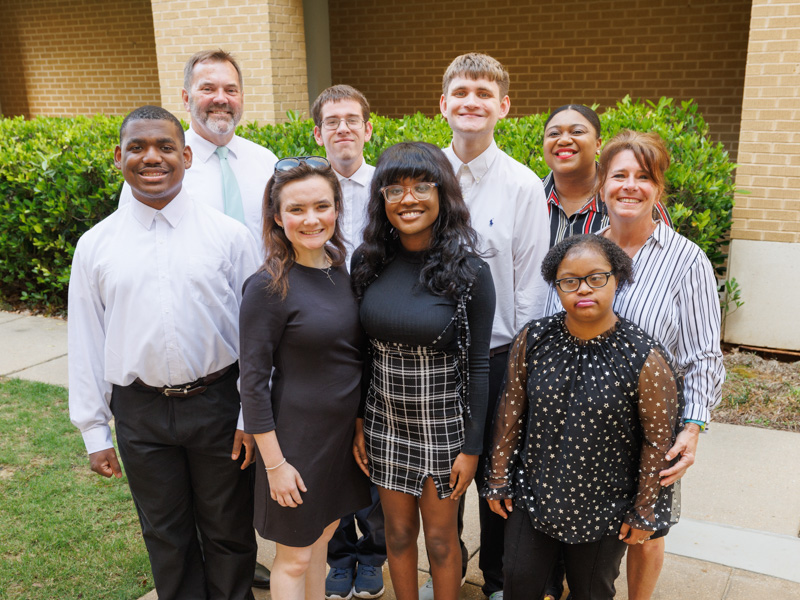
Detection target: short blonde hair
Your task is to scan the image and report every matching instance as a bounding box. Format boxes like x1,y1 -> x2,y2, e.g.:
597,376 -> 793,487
442,53 -> 510,98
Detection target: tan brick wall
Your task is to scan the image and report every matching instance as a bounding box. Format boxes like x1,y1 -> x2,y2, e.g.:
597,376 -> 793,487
328,0 -> 751,158
149,0 -> 309,124
731,0 -> 800,243
0,0 -> 160,118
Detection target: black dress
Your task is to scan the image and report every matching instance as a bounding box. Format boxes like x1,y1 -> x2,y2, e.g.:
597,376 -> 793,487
239,264 -> 371,547
358,249 -> 495,498
482,313 -> 682,542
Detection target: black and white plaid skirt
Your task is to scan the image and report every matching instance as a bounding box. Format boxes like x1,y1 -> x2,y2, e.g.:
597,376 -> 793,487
364,339 -> 465,499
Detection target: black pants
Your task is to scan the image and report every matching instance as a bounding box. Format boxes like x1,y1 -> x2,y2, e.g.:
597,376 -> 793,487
504,508 -> 626,600
328,482 -> 387,569
457,350 -> 507,595
112,368 -> 257,600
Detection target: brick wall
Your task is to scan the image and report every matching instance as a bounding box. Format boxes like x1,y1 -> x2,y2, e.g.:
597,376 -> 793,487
328,0 -> 751,158
0,0 -> 160,118
149,0 -> 309,124
731,0 -> 800,243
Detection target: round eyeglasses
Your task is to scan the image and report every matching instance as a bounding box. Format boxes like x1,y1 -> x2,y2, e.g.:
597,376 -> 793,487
321,117 -> 365,130
554,272 -> 614,293
380,182 -> 439,203
275,156 -> 330,172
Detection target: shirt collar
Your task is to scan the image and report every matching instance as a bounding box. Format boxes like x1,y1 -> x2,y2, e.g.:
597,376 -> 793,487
130,187 -> 192,230
543,166 -> 602,214
445,140 -> 500,183
186,124 -> 241,162
596,219 -> 666,248
336,160 -> 372,187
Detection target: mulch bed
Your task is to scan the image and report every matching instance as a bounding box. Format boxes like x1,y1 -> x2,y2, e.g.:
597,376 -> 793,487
714,349 -> 800,432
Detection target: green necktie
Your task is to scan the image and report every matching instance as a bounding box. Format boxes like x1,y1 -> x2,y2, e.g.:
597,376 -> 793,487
215,145 -> 245,224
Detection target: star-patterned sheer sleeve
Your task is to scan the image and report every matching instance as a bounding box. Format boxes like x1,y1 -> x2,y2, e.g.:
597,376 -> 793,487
481,324 -> 531,499
626,346 -> 682,531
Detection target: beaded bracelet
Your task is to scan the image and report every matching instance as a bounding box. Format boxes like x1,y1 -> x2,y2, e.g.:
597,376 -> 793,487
265,458 -> 286,471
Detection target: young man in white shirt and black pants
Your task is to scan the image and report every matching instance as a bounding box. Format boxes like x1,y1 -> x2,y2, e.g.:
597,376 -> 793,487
69,106 -> 261,600
435,53 -> 551,600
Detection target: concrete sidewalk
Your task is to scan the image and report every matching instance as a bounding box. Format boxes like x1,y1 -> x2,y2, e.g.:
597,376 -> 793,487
2,310 -> 799,599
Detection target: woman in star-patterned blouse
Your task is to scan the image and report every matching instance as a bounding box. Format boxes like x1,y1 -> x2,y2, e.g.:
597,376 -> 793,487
482,234 -> 682,600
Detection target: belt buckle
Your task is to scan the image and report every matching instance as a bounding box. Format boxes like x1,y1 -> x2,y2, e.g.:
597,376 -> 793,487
163,385 -> 192,397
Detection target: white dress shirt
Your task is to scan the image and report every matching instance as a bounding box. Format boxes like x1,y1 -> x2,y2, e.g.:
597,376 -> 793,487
444,142 -> 550,349
120,125 -> 278,246
336,160 -> 375,270
545,222 -> 724,423
68,189 -> 261,454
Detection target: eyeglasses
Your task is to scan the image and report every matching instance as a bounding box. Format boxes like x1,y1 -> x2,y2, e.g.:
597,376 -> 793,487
554,272 -> 614,293
380,182 -> 439,203
321,117 -> 365,130
275,156 -> 330,172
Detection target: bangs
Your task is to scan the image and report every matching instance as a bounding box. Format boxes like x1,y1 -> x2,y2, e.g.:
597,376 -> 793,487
375,143 -> 443,186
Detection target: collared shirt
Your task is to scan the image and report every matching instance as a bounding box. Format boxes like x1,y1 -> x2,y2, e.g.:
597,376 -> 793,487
336,160 -> 375,270
444,141 -> 550,349
68,189 -> 261,454
545,221 -> 724,423
544,170 -> 674,248
120,125 -> 278,246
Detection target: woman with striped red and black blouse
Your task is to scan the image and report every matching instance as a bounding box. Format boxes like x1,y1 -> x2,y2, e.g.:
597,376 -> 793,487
542,104 -> 672,248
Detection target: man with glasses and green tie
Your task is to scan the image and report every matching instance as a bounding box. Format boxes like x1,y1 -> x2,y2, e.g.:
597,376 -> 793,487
310,85 -> 387,600
120,49 -> 278,255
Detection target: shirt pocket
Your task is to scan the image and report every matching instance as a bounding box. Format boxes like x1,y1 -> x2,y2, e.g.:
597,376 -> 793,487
186,255 -> 236,308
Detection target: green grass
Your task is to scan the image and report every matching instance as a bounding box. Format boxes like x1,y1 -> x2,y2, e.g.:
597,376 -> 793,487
0,378 -> 151,600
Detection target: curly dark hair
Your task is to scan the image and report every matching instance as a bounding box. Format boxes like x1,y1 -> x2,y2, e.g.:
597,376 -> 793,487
541,234 -> 634,289
351,142 -> 481,300
261,162 -> 347,298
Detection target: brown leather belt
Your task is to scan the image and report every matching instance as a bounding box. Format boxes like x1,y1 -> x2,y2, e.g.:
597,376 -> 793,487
133,365 -> 232,398
489,344 -> 511,358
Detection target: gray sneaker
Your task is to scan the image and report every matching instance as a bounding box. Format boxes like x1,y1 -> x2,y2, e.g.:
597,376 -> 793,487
488,592 -> 504,600
418,575 -> 467,600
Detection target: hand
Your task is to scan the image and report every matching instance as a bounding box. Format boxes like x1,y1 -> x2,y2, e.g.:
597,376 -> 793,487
448,453 -> 478,500
487,498 -> 514,519
659,423 -> 701,486
231,429 -> 256,469
352,418 -> 370,477
89,448 -> 123,479
267,461 -> 307,508
618,522 -> 653,546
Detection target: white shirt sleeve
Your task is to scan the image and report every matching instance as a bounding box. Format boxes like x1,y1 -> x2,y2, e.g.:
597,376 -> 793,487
67,238 -> 114,454
512,176 -> 551,328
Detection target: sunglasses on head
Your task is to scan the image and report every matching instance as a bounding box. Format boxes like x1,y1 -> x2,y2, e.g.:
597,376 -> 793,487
274,156 -> 330,172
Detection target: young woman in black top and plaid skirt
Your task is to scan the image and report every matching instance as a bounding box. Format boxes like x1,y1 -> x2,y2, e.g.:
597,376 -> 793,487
351,142 -> 495,600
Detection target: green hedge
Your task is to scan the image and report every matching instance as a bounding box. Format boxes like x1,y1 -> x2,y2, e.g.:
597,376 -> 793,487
0,97 -> 735,314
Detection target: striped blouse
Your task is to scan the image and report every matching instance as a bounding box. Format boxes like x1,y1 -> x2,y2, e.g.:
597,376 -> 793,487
546,221 -> 724,423
544,170 -> 673,247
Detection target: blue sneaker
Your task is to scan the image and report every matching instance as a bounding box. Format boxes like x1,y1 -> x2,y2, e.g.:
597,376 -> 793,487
325,567 -> 354,600
353,563 -> 385,599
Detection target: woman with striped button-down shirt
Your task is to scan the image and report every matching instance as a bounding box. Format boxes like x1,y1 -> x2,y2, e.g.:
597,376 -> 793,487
590,129 -> 724,600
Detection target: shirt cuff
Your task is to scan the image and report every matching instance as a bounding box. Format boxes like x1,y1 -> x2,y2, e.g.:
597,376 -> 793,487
82,425 -> 114,455
237,407 -> 245,431
682,402 -> 710,425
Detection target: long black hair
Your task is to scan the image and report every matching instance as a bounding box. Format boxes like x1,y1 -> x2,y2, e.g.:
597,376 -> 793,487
351,142 -> 481,300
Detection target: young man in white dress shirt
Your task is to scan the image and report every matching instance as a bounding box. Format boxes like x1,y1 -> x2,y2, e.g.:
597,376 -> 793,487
436,53 -> 551,600
311,85 -> 387,600
69,106 -> 261,600
120,50 -> 278,248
